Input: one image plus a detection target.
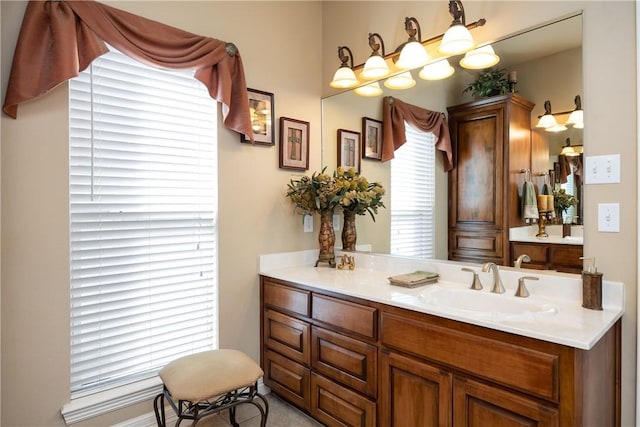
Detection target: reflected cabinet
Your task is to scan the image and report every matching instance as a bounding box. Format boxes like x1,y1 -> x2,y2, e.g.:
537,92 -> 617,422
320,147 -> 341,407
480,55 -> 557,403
447,93 -> 536,265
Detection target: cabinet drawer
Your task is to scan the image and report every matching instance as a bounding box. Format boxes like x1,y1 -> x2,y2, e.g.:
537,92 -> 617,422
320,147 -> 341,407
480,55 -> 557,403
312,294 -> 377,340
381,312 -> 559,401
263,280 -> 310,317
264,349 -> 310,411
264,309 -> 310,365
311,326 -> 377,398
310,372 -> 376,427
549,245 -> 582,269
449,229 -> 503,262
511,242 -> 548,264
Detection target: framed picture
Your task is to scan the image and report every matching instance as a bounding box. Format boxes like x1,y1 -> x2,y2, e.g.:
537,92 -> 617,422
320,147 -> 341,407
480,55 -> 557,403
337,129 -> 361,174
279,117 -> 310,171
362,117 -> 383,160
241,88 -> 275,145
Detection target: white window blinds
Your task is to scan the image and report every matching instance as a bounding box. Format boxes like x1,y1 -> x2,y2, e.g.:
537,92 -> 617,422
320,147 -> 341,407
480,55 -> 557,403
390,123 -> 436,258
69,48 -> 218,397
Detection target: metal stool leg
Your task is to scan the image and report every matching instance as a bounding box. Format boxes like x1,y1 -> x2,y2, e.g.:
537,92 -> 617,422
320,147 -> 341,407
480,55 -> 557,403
153,392 -> 166,427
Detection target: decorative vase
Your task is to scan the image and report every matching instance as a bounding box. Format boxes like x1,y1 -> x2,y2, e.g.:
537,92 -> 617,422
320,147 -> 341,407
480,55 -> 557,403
342,209 -> 357,251
315,208 -> 336,267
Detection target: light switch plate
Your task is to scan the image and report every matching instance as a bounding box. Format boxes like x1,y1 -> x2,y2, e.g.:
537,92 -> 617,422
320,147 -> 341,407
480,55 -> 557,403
333,214 -> 340,231
598,203 -> 620,232
584,154 -> 621,184
303,214 -> 313,233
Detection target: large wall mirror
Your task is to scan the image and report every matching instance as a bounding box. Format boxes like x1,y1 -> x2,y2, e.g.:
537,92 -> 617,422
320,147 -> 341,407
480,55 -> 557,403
321,13 -> 583,265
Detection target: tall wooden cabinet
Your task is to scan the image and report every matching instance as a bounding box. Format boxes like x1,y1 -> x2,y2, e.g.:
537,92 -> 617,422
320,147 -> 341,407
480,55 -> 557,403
447,94 -> 535,265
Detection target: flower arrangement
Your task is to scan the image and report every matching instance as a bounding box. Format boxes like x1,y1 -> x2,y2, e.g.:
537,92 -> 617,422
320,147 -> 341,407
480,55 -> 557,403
285,167 -> 385,219
286,167 -> 342,215
334,167 -> 385,221
553,188 -> 578,213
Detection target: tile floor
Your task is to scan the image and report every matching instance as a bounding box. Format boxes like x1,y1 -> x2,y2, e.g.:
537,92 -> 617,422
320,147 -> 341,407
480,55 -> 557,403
195,392 -> 322,427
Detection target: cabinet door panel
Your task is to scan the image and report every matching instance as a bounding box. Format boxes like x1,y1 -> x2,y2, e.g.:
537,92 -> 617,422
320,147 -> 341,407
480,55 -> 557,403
454,376 -> 559,427
312,294 -> 377,340
380,351 -> 452,427
263,279 -> 310,317
264,309 -> 310,365
311,373 -> 376,427
312,326 -> 377,398
264,349 -> 310,411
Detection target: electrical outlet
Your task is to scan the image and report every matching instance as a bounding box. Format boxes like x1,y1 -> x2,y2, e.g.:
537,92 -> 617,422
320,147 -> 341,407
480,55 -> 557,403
598,203 -> 620,232
303,214 -> 313,233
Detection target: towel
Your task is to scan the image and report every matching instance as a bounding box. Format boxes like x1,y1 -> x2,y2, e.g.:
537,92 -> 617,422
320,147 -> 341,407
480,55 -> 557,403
521,181 -> 539,220
541,182 -> 553,195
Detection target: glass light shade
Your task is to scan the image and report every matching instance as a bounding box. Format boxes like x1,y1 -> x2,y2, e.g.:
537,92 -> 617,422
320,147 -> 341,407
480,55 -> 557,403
536,114 -> 558,129
439,24 -> 476,55
546,124 -> 567,132
560,145 -> 583,156
419,59 -> 455,80
459,45 -> 500,70
384,72 -> 416,90
572,121 -> 584,129
361,55 -> 389,80
329,67 -> 359,89
566,109 -> 584,126
395,42 -> 430,70
354,82 -> 383,97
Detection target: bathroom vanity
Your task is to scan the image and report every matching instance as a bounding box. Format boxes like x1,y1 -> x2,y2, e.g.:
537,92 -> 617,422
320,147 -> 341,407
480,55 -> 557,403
259,251 -> 622,427
510,225 -> 584,273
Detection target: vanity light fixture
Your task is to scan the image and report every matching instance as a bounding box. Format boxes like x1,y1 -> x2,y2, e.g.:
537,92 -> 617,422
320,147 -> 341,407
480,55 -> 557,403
354,82 -> 384,97
419,58 -> 455,80
560,138 -> 583,156
536,100 -> 560,129
384,71 -> 416,90
459,44 -> 500,69
439,0 -> 477,55
361,33 -> 389,80
395,17 -> 430,70
329,46 -> 359,89
565,95 -> 584,129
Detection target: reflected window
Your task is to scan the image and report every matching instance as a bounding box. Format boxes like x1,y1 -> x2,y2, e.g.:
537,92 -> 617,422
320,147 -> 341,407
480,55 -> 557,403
390,123 -> 435,258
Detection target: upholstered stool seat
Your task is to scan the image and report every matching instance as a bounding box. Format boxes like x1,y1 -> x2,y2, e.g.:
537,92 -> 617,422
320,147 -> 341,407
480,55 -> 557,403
154,349 -> 268,427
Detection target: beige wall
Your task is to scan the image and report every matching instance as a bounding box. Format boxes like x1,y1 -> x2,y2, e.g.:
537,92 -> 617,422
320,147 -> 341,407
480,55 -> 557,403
324,2 -> 637,426
0,1 -> 636,426
0,1 -> 322,425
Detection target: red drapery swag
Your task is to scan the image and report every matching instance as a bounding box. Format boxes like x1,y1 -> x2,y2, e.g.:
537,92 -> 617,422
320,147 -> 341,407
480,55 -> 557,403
381,96 -> 453,171
3,0 -> 254,142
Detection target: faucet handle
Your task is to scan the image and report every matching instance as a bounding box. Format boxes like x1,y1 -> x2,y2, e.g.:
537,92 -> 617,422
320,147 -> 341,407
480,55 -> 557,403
515,276 -> 539,298
461,267 -> 483,290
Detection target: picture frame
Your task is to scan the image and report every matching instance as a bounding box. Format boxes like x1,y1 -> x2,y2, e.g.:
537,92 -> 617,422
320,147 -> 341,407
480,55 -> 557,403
279,117 -> 310,171
241,88 -> 275,145
337,129 -> 361,174
362,117 -> 383,160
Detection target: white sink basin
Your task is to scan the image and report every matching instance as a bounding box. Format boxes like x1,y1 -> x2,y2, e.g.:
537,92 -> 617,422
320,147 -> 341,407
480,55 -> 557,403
416,285 -> 559,322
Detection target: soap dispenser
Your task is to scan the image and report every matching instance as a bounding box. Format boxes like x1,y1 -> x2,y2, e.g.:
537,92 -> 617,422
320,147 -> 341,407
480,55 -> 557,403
580,256 -> 603,311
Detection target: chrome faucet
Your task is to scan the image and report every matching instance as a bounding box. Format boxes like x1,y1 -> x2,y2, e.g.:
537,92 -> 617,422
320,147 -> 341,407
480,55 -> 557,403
514,254 -> 531,268
482,262 -> 505,294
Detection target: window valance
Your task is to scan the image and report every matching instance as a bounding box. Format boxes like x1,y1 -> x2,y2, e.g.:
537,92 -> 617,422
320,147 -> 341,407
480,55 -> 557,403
381,96 -> 453,171
2,0 -> 253,141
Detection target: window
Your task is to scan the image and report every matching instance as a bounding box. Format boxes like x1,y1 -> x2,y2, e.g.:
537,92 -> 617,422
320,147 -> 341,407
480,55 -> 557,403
68,48 -> 218,402
390,123 -> 436,258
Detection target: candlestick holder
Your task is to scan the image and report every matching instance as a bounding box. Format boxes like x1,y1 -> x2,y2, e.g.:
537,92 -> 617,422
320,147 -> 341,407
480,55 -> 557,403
536,210 -> 552,237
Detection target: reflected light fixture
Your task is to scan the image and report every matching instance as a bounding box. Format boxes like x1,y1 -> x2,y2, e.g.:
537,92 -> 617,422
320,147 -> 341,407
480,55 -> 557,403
395,17 -> 430,70
566,95 -> 584,128
459,44 -> 500,69
560,138 -> 583,156
329,46 -> 359,89
361,33 -> 389,80
536,100 -> 559,129
419,59 -> 455,80
439,0 -> 476,55
354,82 -> 384,97
384,71 -> 416,90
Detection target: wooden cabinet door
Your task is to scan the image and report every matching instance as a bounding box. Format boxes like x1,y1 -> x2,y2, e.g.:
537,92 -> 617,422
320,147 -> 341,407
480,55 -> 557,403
310,373 -> 376,427
380,350 -> 452,427
453,376 -> 559,427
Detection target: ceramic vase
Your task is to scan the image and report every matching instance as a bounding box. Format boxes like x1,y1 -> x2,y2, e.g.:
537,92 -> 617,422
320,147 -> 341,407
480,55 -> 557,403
315,209 -> 336,267
341,210 -> 357,251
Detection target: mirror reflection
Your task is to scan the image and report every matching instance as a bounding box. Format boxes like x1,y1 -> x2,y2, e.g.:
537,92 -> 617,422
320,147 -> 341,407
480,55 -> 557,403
321,13 -> 583,268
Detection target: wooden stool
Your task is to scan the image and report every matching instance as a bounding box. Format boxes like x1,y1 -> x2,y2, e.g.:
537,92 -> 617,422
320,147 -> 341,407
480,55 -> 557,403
153,349 -> 268,427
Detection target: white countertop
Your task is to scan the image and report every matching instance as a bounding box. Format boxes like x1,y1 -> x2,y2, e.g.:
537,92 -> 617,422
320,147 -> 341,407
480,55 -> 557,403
259,250 -> 623,350
510,224 -> 584,245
